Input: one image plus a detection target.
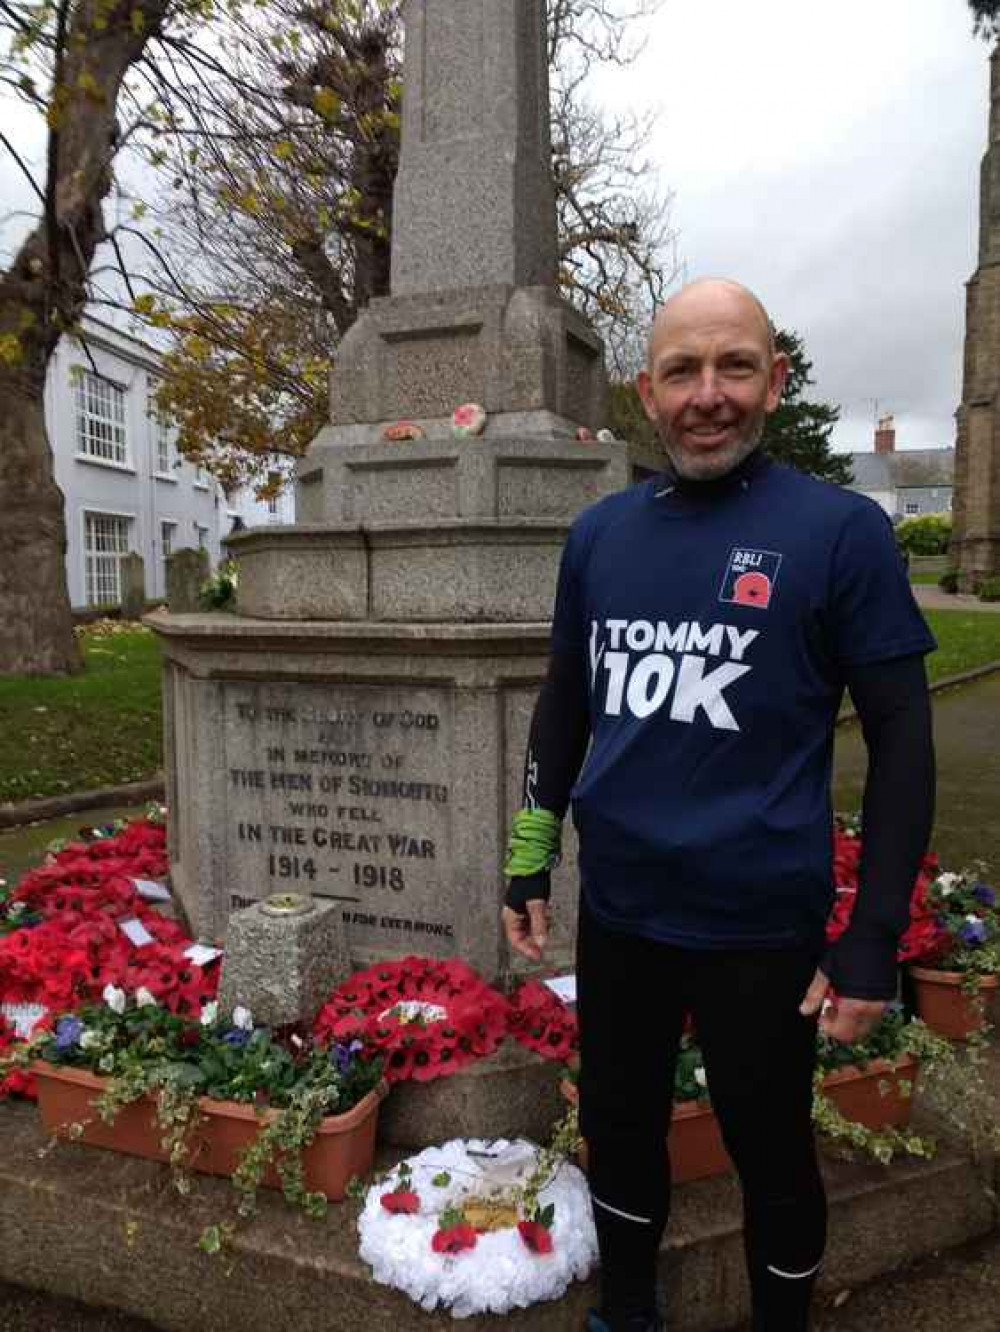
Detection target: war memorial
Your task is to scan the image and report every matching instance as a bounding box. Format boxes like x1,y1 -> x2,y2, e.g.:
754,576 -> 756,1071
0,4 -> 999,1330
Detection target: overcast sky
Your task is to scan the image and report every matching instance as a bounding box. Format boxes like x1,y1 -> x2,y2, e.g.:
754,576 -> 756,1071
1,0 -> 991,456
593,0 -> 991,453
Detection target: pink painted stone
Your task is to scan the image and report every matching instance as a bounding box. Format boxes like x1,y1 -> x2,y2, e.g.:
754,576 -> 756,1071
451,403 -> 488,438
575,427 -> 595,442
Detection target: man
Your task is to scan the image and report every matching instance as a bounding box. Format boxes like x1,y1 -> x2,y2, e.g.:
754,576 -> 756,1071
502,279 -> 936,1332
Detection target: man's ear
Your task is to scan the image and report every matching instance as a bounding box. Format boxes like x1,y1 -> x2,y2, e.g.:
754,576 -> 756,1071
636,368 -> 658,423
765,353 -> 789,412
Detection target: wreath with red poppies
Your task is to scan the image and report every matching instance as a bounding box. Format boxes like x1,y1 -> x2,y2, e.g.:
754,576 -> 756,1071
0,818 -> 221,1098
506,979 -> 578,1062
312,956 -> 510,1082
827,820 -> 947,962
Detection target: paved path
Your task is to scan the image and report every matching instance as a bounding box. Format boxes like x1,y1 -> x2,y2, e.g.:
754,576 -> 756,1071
913,584 -> 1000,612
4,1231 -> 1000,1332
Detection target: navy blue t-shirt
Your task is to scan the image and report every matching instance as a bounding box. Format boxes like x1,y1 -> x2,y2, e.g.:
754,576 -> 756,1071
551,458 -> 935,951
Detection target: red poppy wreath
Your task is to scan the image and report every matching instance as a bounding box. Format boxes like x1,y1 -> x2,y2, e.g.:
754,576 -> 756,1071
313,956 -> 510,1082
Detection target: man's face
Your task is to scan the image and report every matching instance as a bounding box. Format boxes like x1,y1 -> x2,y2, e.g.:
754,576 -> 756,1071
636,286 -> 788,482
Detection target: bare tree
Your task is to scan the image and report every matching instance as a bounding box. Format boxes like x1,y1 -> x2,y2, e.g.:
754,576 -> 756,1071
0,0 -> 187,673
130,0 -> 400,487
0,0 -> 319,671
968,0 -> 1000,38
548,0 -> 679,374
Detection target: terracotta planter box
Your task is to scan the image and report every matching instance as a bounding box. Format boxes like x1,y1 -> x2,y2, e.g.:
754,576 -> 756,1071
910,966 -> 999,1041
560,1079 -> 732,1184
32,1061 -> 387,1201
819,1055 -> 919,1130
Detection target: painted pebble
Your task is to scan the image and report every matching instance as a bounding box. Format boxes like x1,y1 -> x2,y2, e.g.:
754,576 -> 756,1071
452,403 -> 488,438
384,420 -> 426,442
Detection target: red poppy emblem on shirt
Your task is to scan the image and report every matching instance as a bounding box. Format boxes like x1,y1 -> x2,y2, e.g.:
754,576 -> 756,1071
732,571 -> 772,607
719,547 -> 783,611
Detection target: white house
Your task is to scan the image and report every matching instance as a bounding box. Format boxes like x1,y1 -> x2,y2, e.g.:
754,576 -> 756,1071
45,317 -> 295,608
845,416 -> 953,521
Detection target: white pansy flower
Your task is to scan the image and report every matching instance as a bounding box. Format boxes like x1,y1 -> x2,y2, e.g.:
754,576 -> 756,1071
694,1066 -> 708,1089
965,914 -> 981,925
937,872 -> 960,897
79,1030 -> 100,1050
102,983 -> 126,1015
200,1001 -> 219,1027
232,1006 -> 253,1031
135,987 -> 158,1007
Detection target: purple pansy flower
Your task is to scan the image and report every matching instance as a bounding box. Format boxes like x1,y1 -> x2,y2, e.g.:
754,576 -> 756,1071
331,1038 -> 364,1075
222,1028 -> 251,1048
54,1016 -> 84,1052
958,918 -> 988,946
972,883 -> 996,908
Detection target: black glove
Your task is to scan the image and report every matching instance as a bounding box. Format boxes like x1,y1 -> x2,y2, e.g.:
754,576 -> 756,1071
504,870 -> 551,913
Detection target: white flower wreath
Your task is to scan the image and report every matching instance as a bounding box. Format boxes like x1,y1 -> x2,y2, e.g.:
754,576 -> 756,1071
358,1138 -> 597,1318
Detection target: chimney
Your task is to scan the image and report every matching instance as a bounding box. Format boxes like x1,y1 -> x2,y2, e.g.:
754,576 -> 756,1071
874,413 -> 896,455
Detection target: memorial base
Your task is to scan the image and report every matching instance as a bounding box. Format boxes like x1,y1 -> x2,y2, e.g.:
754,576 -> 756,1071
378,1040 -> 565,1150
1,1095 -> 996,1332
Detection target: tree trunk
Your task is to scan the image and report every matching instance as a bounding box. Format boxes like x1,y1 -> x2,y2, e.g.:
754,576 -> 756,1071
0,0 -> 172,673
0,358 -> 81,674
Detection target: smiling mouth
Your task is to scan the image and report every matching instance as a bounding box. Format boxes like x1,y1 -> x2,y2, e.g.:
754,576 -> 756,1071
686,424 -> 734,445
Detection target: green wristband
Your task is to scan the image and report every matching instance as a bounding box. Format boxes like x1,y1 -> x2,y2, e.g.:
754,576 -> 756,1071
504,807 -> 562,877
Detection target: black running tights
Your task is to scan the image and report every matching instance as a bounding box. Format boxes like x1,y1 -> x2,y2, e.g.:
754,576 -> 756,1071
576,903 -> 827,1331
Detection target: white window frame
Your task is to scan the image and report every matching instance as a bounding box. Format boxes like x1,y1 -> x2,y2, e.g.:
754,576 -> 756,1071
194,521 -> 210,551
82,509 -> 134,606
904,501 -> 920,516
74,368 -> 130,469
194,464 -> 211,491
148,378 -> 177,480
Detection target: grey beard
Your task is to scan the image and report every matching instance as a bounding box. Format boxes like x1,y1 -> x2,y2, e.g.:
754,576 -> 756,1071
661,419 -> 765,482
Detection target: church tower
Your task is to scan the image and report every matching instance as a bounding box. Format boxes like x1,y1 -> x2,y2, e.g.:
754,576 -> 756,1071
953,46 -> 1000,589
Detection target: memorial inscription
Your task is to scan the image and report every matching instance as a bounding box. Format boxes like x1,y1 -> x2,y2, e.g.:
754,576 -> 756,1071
223,683 -> 455,958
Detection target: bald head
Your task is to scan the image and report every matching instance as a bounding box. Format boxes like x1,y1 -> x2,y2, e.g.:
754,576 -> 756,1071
647,279 -> 776,370
636,277 -> 788,482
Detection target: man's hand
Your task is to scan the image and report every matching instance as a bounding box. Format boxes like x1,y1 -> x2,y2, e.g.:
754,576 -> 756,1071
502,901 -> 549,962
799,967 -> 888,1043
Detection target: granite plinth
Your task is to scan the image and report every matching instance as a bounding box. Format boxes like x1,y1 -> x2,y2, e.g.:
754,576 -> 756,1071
226,529 -> 368,620
378,1040 -> 565,1149
146,612 -> 579,976
296,431 -> 661,525
217,897 -> 352,1028
326,285 -> 607,431
231,521 -> 568,622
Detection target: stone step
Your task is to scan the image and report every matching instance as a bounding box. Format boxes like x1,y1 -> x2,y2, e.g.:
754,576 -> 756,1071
0,1099 -> 996,1332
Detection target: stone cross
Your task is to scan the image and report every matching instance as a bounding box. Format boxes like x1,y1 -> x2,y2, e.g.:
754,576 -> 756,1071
391,0 -> 558,298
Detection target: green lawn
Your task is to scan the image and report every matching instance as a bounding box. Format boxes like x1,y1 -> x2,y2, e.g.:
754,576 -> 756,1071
0,608 -> 999,805
923,609 -> 1000,684
0,628 -> 163,803
909,572 -> 941,585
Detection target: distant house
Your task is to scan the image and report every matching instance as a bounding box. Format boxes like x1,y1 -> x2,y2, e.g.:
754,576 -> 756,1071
845,415 -> 953,520
45,317 -> 295,609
